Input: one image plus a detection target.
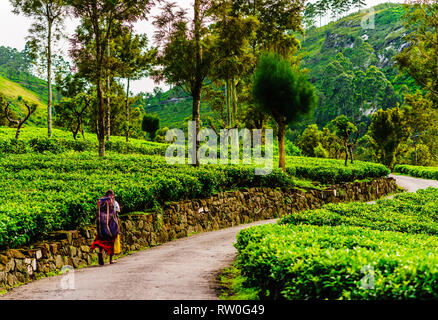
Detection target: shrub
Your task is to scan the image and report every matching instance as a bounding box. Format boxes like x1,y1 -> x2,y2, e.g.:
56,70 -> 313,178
0,138 -> 29,154
394,164 -> 438,180
0,153 -> 294,248
235,223 -> 438,300
313,143 -> 329,158
233,188 -> 438,300
29,138 -> 66,154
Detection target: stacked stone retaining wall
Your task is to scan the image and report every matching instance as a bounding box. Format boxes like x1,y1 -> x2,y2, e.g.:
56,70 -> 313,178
0,177 -> 398,290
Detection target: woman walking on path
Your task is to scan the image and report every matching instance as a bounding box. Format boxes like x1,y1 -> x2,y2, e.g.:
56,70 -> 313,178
91,190 -> 120,265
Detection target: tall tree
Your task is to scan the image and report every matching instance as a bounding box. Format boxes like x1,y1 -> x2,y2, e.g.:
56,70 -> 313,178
403,91 -> 435,165
231,0 -> 304,58
332,115 -> 358,166
113,27 -> 155,142
54,73 -> 91,140
10,0 -> 68,138
153,0 -> 217,166
68,0 -> 153,157
209,0 -> 258,128
368,107 -> 410,168
253,52 -> 317,171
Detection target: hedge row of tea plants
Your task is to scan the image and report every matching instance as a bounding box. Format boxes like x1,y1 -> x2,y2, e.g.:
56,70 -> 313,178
235,223 -> 438,300
234,188 -> 438,299
0,152 -> 295,248
394,164 -> 438,180
280,188 -> 438,235
0,137 -> 168,156
286,156 -> 390,184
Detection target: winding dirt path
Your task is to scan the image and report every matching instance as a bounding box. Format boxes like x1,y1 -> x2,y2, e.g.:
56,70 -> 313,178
1,175 -> 436,300
389,174 -> 438,192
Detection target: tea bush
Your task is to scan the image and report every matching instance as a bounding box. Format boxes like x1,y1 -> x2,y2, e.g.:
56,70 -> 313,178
236,223 -> 438,300
234,188 -> 438,299
394,164 -> 438,180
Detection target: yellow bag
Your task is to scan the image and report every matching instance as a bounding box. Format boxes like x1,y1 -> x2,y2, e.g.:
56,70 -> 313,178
113,234 -> 121,255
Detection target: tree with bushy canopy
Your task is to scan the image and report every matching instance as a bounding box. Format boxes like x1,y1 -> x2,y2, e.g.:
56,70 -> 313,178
68,0 -> 153,157
253,52 -> 317,171
332,115 -> 358,166
10,0 -> 68,139
142,114 -> 160,141
368,107 -> 410,168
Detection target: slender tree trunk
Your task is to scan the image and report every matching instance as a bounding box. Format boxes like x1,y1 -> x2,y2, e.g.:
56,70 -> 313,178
344,142 -> 349,166
72,127 -> 78,140
226,79 -> 231,127
192,0 -> 201,167
92,11 -> 106,157
47,20 -> 53,138
106,38 -> 111,142
106,94 -> 111,141
125,78 -> 130,143
232,79 -> 237,127
97,78 -> 106,157
349,145 -> 354,164
192,86 -> 201,167
278,118 -> 286,172
15,125 -> 23,140
414,139 -> 418,165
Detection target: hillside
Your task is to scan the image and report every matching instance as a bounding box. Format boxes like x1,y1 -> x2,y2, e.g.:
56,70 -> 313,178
0,46 -> 50,126
134,87 -> 214,131
0,75 -> 47,126
298,3 -> 417,130
0,3 -> 414,133
140,3 -> 415,132
301,3 -> 407,81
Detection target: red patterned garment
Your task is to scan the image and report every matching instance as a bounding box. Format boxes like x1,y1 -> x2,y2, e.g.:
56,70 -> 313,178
90,236 -> 115,256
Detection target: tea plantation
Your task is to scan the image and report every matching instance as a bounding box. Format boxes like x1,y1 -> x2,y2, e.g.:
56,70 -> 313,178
0,127 -> 390,249
234,188 -> 438,300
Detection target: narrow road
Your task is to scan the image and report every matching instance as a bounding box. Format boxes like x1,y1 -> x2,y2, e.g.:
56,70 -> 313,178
1,219 -> 277,300
389,174 -> 438,192
1,175 -> 437,300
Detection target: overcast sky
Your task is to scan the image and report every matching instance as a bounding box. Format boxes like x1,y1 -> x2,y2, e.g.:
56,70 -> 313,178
0,0 -> 400,94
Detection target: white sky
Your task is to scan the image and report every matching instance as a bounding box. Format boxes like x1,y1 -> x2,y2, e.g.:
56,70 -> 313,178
0,0 -> 400,94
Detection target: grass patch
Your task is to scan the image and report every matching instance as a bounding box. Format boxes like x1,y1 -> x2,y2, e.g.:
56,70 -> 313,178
217,264 -> 259,300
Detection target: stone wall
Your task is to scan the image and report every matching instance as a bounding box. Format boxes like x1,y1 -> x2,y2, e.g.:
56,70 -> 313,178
0,177 -> 398,290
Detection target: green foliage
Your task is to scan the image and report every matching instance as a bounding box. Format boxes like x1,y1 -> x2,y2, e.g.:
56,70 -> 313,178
285,156 -> 390,184
297,124 -> 346,160
280,188 -> 438,235
253,52 -> 316,125
142,114 -> 160,141
394,164 -> 438,180
0,127 -> 168,156
235,222 -> 438,300
332,115 -> 357,141
368,107 -> 410,168
396,143 -> 433,167
395,1 -> 438,104
0,151 -> 297,248
297,124 -> 322,157
235,188 -> 438,299
284,140 -> 301,156
313,143 -> 329,158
